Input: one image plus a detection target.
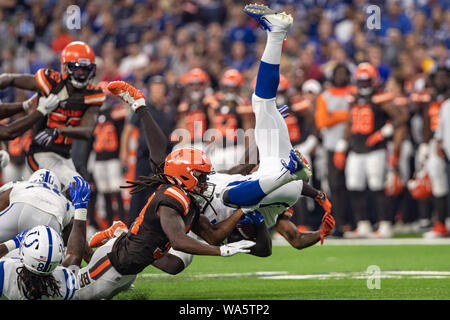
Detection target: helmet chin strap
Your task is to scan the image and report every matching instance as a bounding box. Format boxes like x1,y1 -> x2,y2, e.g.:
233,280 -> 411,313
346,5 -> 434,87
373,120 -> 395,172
70,77 -> 90,89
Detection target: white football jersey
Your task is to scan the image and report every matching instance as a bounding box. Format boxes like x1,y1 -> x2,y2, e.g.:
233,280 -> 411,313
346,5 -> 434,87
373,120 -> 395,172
0,258 -> 77,300
206,173 -> 303,228
8,181 -> 74,228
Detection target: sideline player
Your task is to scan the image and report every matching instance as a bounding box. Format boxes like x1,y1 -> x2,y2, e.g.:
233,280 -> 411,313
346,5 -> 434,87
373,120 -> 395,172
101,4 -> 335,274
0,41 -> 105,190
334,62 -> 406,238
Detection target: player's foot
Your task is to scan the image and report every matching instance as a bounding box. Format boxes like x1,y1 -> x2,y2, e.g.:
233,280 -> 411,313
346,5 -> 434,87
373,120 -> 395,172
89,220 -> 129,248
343,220 -> 373,239
244,4 -> 293,33
107,81 -> 146,111
281,149 -> 312,181
423,222 -> 448,238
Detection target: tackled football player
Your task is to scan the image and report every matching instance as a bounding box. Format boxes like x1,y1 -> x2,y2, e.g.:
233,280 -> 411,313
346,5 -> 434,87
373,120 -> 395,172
97,4 -> 335,276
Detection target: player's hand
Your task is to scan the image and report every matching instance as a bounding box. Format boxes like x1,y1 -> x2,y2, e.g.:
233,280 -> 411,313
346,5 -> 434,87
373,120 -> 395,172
70,176 -> 91,209
36,93 -> 60,116
107,81 -> 146,111
238,211 -> 265,226
277,104 -> 289,118
33,128 -> 59,147
22,93 -> 38,112
366,130 -> 384,147
333,151 -> 346,170
315,191 -> 331,214
220,240 -> 256,257
0,150 -> 10,168
10,228 -> 30,249
319,212 -> 335,245
417,143 -> 428,167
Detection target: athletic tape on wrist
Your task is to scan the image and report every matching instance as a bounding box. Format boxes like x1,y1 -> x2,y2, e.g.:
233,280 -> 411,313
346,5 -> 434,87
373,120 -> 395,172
74,208 -> 87,221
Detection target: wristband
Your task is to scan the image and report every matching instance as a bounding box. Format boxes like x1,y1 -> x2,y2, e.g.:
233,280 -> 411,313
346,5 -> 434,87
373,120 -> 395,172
74,208 -> 87,221
22,100 -> 30,112
4,239 -> 18,252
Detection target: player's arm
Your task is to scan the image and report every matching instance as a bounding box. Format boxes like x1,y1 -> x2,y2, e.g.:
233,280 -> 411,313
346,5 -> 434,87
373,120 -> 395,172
0,93 -> 38,119
57,105 -> 100,140
333,112 -> 352,170
62,176 -> 90,268
0,73 -> 41,92
159,205 -> 254,256
159,205 -> 221,255
192,209 -> 245,246
0,94 -> 59,140
0,188 -> 11,212
274,218 -> 321,249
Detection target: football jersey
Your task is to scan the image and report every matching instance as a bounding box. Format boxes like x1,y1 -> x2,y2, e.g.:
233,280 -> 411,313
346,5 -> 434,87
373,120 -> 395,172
31,68 -> 105,158
349,91 -> 394,154
93,106 -> 126,161
108,184 -> 200,275
8,181 -> 74,228
207,173 -> 302,228
0,259 -> 77,300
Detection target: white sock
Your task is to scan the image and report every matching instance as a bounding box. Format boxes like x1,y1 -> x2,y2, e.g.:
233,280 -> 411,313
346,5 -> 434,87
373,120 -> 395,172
261,31 -> 286,65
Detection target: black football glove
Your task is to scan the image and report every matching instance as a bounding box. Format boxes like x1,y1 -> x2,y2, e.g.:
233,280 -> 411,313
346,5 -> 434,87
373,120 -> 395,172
33,128 -> 60,147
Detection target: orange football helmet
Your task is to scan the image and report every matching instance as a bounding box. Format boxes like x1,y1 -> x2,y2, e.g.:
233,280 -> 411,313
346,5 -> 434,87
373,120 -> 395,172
164,148 -> 212,193
385,170 -> 405,197
407,170 -> 432,200
354,62 -> 379,95
220,69 -> 244,87
61,41 -> 96,89
180,68 -> 210,86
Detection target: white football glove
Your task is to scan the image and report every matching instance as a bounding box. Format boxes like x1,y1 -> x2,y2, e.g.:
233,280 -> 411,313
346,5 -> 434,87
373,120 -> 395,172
219,240 -> 256,257
0,150 -> 10,168
36,93 -> 60,116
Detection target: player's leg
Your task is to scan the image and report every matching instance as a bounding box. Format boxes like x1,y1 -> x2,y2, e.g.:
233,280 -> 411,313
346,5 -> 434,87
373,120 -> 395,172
344,151 -> 372,238
246,4 -> 293,169
75,238 -> 136,300
223,5 -> 310,208
424,140 -> 449,237
30,152 -> 80,191
366,149 -> 391,238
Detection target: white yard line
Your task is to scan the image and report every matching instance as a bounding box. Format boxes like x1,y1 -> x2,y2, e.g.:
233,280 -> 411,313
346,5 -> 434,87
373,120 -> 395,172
272,237 -> 450,246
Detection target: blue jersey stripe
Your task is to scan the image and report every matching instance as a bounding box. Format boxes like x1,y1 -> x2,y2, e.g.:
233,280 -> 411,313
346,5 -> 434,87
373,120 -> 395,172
62,269 -> 70,300
43,226 -> 53,273
0,261 -> 5,297
0,204 -> 13,217
69,272 -> 76,300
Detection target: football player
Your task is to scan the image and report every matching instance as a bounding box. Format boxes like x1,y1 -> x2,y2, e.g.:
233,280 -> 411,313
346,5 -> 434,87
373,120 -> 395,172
98,4 -> 335,275
0,176 -> 90,300
334,62 -> 407,238
0,41 -> 105,191
418,67 -> 449,238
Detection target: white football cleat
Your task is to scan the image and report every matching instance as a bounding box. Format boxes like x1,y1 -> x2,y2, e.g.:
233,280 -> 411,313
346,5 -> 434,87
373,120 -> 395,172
244,4 -> 293,33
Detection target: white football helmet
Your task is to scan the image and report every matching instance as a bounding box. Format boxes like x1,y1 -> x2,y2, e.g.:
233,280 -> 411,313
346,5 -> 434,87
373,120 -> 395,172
19,225 -> 65,275
28,169 -> 62,192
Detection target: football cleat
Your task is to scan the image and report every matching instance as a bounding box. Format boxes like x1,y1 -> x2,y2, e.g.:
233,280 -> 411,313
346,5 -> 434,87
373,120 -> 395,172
107,81 -> 146,111
243,4 -> 293,33
89,220 -> 128,248
423,222 -> 448,239
281,149 -> 312,181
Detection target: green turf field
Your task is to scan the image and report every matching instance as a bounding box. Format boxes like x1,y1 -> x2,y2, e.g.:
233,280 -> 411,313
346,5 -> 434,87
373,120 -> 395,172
113,241 -> 450,300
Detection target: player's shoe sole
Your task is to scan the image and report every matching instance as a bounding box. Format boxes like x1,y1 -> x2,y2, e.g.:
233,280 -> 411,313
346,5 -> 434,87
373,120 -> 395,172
243,4 -> 293,33
107,81 -> 146,110
89,220 -> 128,248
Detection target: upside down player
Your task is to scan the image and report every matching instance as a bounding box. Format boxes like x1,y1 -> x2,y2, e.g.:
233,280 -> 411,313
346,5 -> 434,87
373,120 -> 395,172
97,4 -> 335,275
0,41 -> 105,190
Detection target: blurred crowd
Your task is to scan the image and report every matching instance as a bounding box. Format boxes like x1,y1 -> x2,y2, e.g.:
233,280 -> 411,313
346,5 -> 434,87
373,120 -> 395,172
0,0 -> 449,238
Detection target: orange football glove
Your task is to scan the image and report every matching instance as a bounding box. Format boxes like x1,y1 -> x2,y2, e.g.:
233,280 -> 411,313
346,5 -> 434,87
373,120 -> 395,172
366,130 -> 384,147
107,81 -> 146,111
315,191 -> 332,214
333,151 -> 346,170
319,213 -> 335,245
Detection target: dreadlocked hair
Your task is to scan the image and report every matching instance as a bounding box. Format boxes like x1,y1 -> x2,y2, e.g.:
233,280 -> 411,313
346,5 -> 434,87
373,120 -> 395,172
121,159 -> 218,216
16,266 -> 62,300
